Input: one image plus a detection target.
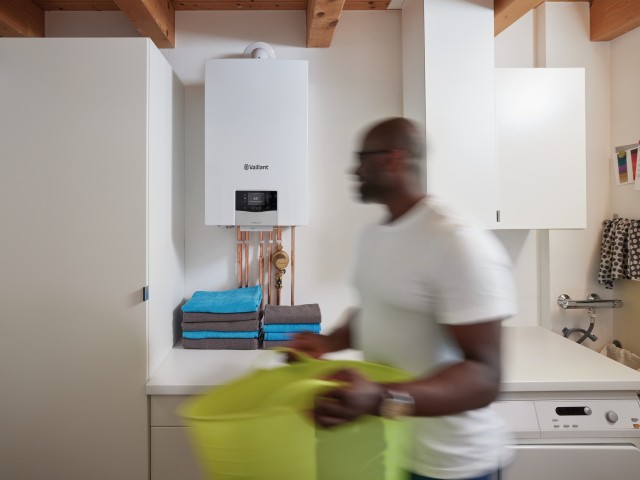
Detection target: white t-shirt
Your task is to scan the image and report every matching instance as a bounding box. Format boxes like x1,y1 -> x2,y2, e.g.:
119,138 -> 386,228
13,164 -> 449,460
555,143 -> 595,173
351,197 -> 517,479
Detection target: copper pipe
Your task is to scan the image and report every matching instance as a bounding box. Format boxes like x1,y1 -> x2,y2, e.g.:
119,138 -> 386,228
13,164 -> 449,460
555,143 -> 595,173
259,231 -> 264,312
276,226 -> 282,305
268,229 -> 273,305
244,231 -> 249,288
236,226 -> 242,288
291,226 -> 295,306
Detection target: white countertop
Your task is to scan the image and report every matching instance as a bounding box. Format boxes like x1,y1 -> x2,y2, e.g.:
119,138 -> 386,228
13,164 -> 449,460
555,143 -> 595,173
500,326 -> 640,392
146,326 -> 640,395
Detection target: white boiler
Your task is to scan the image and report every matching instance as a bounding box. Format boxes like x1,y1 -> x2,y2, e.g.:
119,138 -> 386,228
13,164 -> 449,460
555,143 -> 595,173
204,57 -> 308,227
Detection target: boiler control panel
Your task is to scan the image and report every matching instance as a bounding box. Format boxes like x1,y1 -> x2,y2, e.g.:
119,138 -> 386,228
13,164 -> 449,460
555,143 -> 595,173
235,190 -> 277,228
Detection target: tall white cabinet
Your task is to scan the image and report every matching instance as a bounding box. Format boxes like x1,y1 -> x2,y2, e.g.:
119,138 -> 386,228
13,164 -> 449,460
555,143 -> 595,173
0,38 -> 184,480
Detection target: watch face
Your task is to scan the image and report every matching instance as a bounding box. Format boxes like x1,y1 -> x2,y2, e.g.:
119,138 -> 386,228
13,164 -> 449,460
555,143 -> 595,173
379,392 -> 415,418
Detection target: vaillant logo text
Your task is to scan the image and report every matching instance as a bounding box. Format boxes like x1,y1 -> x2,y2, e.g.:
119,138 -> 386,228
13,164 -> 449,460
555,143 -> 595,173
244,164 -> 269,171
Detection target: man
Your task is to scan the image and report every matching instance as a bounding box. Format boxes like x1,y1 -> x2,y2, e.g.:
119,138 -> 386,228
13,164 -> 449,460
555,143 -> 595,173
290,117 -> 517,480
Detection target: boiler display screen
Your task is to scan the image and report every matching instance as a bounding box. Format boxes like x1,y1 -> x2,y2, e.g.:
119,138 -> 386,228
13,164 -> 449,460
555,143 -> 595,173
248,192 -> 265,206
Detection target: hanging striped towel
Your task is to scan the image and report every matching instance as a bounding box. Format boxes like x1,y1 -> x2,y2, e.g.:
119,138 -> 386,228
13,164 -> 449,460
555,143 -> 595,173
598,218 -> 640,288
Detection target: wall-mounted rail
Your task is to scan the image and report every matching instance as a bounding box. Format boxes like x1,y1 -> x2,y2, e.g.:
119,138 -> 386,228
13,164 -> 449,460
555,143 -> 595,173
557,293 -> 623,309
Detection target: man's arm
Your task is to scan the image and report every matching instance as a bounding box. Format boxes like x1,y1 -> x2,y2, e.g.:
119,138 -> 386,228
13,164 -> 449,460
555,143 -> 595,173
387,319 -> 502,416
288,308 -> 357,358
313,319 -> 503,427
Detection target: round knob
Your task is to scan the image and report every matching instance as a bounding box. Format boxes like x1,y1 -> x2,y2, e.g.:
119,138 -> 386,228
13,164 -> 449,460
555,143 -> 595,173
584,407 -> 592,415
272,247 -> 289,270
605,410 -> 618,424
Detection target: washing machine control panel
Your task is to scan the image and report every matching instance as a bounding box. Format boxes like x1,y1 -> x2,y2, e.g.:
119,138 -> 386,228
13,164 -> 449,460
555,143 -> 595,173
535,400 -> 640,437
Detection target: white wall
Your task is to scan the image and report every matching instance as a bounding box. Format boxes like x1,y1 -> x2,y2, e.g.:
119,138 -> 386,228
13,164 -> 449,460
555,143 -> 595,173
46,10 -> 403,332
176,11 -> 405,331
496,2 -> 613,351
541,3 -> 612,351
610,27 -> 640,356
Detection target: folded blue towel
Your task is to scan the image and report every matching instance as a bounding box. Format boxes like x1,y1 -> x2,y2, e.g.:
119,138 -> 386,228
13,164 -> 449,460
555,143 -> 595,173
264,332 -> 295,341
182,330 -> 259,339
263,323 -> 321,334
181,285 -> 262,314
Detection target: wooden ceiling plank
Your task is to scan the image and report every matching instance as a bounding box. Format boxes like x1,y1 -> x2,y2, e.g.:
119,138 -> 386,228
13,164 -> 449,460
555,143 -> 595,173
174,1 -> 306,10
0,0 -> 45,37
494,0 -> 543,36
590,0 -> 640,41
113,0 -> 175,48
343,1 -> 389,10
33,1 -> 118,11
307,0 -> 346,48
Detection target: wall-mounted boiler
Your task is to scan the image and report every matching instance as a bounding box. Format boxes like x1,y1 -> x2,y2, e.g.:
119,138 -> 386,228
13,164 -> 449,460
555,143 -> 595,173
204,57 -> 308,228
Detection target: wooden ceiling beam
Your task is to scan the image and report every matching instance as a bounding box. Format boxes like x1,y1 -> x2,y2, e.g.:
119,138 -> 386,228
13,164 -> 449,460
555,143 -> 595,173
590,0 -> 640,41
494,0 -> 543,36
0,0 -> 45,37
113,0 -> 175,48
306,0 -> 346,48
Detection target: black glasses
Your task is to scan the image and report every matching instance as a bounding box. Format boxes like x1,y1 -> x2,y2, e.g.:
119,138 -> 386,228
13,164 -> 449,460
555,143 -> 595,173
355,149 -> 392,161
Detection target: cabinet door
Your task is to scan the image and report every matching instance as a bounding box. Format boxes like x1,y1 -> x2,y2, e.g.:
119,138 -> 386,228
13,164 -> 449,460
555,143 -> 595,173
502,445 -> 640,480
151,427 -> 204,480
495,68 -> 587,229
0,38 -> 150,480
404,0 -> 498,227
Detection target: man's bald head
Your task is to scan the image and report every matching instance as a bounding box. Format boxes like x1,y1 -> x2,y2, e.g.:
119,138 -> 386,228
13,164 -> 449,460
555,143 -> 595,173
363,117 -> 425,162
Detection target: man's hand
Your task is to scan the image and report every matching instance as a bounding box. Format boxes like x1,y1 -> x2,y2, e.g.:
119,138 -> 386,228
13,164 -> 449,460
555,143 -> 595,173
314,369 -> 386,428
288,332 -> 333,360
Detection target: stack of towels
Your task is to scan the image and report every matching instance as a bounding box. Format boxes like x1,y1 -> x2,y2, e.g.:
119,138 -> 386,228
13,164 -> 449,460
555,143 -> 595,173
181,285 -> 262,350
262,303 -> 322,349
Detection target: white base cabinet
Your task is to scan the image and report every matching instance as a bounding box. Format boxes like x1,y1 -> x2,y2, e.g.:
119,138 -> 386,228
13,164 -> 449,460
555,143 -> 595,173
152,428 -> 203,480
151,396 -> 203,480
0,38 -> 184,480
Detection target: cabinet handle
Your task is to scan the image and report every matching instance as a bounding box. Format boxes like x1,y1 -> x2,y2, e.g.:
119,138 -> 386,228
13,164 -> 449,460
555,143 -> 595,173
143,286 -> 149,302
496,210 -> 501,223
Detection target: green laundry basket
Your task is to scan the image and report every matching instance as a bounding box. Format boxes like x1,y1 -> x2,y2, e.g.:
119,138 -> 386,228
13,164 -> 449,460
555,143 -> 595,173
178,350 -> 413,480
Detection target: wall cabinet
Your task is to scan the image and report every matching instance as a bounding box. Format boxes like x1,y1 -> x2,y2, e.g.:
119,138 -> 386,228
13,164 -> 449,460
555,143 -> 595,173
495,68 -> 586,229
401,0 -> 586,230
0,38 -> 184,480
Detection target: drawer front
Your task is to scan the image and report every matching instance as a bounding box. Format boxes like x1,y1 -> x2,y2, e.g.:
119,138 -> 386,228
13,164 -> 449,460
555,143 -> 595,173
151,427 -> 203,480
150,395 -> 191,427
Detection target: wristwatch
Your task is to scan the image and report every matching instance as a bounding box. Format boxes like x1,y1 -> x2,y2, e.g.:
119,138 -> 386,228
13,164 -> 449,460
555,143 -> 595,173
378,390 -> 415,419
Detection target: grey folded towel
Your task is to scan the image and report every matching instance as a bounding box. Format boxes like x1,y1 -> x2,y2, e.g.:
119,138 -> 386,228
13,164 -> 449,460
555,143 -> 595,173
182,338 -> 258,350
181,319 -> 260,332
263,304 -> 321,324
182,311 -> 259,323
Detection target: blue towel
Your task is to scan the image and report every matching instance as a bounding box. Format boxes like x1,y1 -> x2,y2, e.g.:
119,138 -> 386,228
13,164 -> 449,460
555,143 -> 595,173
181,286 -> 262,314
264,332 -> 295,341
182,330 -> 259,339
263,323 -> 321,334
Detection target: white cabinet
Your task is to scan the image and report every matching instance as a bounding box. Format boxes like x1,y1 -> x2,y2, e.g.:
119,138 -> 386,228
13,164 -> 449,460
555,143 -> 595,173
0,38 -> 184,480
495,68 -> 587,229
150,396 -> 203,480
401,0 -> 586,230
402,0 -> 498,227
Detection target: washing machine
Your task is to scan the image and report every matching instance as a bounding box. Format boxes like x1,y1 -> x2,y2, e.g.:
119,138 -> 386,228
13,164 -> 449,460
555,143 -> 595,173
495,327 -> 640,480
493,391 -> 640,480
